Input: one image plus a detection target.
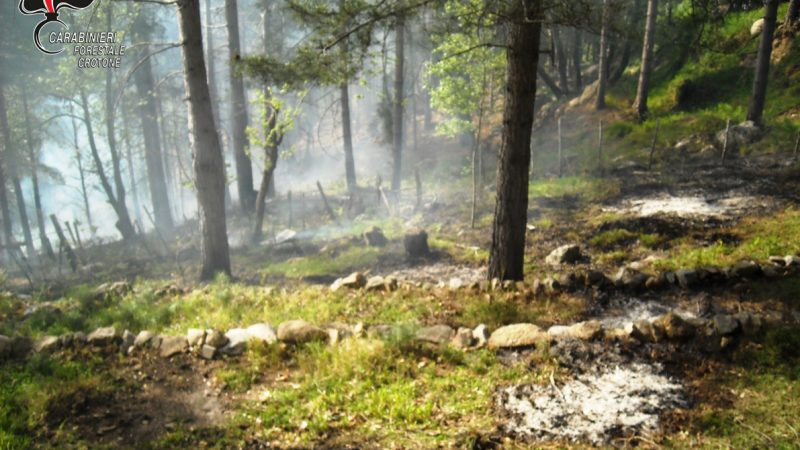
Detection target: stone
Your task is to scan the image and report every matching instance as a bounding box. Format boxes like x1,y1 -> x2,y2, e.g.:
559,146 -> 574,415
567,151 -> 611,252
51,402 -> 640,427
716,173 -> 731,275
750,18 -> 764,37
655,312 -> 694,341
199,345 -> 217,360
451,327 -> 474,349
675,269 -> 698,289
275,229 -> 297,244
365,276 -> 387,292
785,255 -> 800,266
204,329 -> 228,348
0,335 -> 10,359
488,324 -> 547,349
367,324 -> 397,340
415,325 -> 455,345
491,278 -> 502,291
134,331 -> 156,348
645,274 -> 666,290
715,120 -> 762,152
87,327 -> 120,346
330,272 -> 367,291
221,328 -> 249,355
585,270 -> 607,287
187,328 -> 206,347
630,320 -> 654,343
121,330 -> 136,350
762,265 -> 780,278
160,336 -> 188,358
568,320 -> 603,341
95,281 -> 132,298
731,261 -> 762,279
448,278 -> 464,290
545,244 -> 585,266
403,229 -> 430,258
713,314 -> 739,335
769,255 -> 787,266
9,337 -> 32,358
734,312 -> 762,336
363,226 -> 388,247
277,320 -> 328,344
34,336 -> 61,354
246,324 -> 277,344
547,325 -> 571,338
613,267 -> 647,291
473,324 -> 490,347
542,277 -> 561,294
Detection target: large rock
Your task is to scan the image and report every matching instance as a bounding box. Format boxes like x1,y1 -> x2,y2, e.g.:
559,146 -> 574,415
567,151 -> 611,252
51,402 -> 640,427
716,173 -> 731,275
415,325 -> 455,345
403,229 -> 430,258
568,320 -> 603,341
330,272 -> 367,292
221,328 -> 249,356
0,335 -> 10,359
365,276 -> 397,292
199,345 -> 217,360
95,281 -> 132,298
277,320 -> 328,344
160,336 -> 188,358
473,324 -> 490,348
451,327 -> 474,349
715,121 -> 762,152
363,226 -> 388,247
675,269 -> 699,289
655,312 -> 694,340
731,260 -> 762,279
87,327 -> 120,347
187,328 -> 206,347
713,314 -> 740,335
488,324 -> 547,349
750,18 -> 764,37
34,336 -> 61,354
204,329 -> 229,348
246,324 -> 277,344
134,330 -> 156,348
545,244 -> 585,266
613,267 -> 648,291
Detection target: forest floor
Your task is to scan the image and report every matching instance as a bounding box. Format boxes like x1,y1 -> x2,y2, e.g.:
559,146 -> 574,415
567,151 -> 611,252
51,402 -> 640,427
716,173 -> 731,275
2,149 -> 800,449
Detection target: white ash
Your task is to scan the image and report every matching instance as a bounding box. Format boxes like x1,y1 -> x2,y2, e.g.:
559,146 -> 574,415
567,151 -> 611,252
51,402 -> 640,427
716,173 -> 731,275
600,297 -> 696,329
383,263 -> 485,286
499,362 -> 686,444
604,194 -> 764,218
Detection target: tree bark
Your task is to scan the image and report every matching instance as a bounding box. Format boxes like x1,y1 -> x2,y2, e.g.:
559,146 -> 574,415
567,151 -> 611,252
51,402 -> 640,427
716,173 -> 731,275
205,0 -> 232,208
225,0 -> 256,212
572,28 -> 583,93
553,26 -> 569,95
0,86 -> 15,255
633,0 -> 658,120
133,15 -> 175,234
12,178 -> 34,257
391,12 -> 405,196
21,88 -> 54,259
747,0 -> 780,126
596,0 -> 609,110
252,106 -> 280,243
176,0 -> 231,280
788,0 -> 800,26
341,82 -> 357,192
488,0 -> 542,281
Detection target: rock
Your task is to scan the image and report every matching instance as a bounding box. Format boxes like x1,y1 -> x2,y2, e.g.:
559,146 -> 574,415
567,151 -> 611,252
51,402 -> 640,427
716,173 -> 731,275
547,325 -> 571,338
715,121 -> 762,152
613,267 -> 647,291
473,324 -> 490,347
87,327 -> 120,347
713,314 -> 739,335
568,320 -> 603,341
491,278 -> 502,291
545,244 -> 585,265
451,327 -> 474,349
367,324 -> 397,340
277,320 -> 328,344
762,265 -> 780,278
488,324 -> 547,349
95,281 -> 132,298
204,329 -> 228,348
542,277 -> 561,294
187,328 -> 206,347
731,260 -> 762,279
199,345 -> 217,360
0,335 -> 10,359
121,330 -> 135,350
675,269 -> 698,289
750,18 -> 764,37
134,331 -> 156,348
415,325 -> 455,345
448,278 -> 464,290
160,336 -> 188,358
630,320 -> 655,343
365,276 -> 387,292
769,255 -> 787,266
585,270 -> 608,287
275,229 -> 297,244
655,312 -> 694,340
363,226 -> 388,247
645,274 -> 666,290
734,312 -> 762,336
330,272 -> 367,291
9,337 -> 32,358
221,328 -> 249,356
785,255 -> 800,266
246,324 -> 277,344
34,336 -> 61,353
403,229 -> 430,258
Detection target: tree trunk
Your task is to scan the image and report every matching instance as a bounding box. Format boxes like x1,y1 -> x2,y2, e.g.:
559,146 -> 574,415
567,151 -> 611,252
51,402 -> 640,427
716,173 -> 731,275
21,87 -> 54,259
252,105 -> 280,243
79,88 -> 136,240
205,0 -> 232,208
391,13 -> 405,196
596,0 -> 609,110
488,0 -> 542,281
633,0 -> 658,120
12,178 -> 34,257
0,86 -> 16,255
225,0 -> 256,212
553,26 -> 569,95
341,82 -> 357,192
122,120 -> 143,226
572,28 -> 583,93
176,0 -> 231,280
788,0 -> 800,26
133,15 -> 175,234
747,0 -> 780,126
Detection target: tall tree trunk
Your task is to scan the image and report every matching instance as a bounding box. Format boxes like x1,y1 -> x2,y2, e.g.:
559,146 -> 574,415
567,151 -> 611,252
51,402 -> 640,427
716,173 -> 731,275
204,0 -> 232,208
488,0 -> 542,281
133,15 -> 175,234
225,0 -> 256,212
553,26 -> 569,95
21,88 -> 54,259
79,88 -> 136,240
122,121 -> 143,226
176,0 -> 231,280
68,104 -> 94,232
12,178 -> 34,257
0,86 -> 17,255
572,28 -> 583,93
391,12 -> 405,196
596,0 -> 609,110
788,0 -> 800,26
633,0 -> 658,120
341,82 -> 357,192
252,106 -> 280,243
747,0 -> 780,126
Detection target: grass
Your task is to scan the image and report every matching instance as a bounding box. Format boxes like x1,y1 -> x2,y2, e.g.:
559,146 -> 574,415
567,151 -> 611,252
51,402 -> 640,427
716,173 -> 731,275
528,176 -> 621,203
